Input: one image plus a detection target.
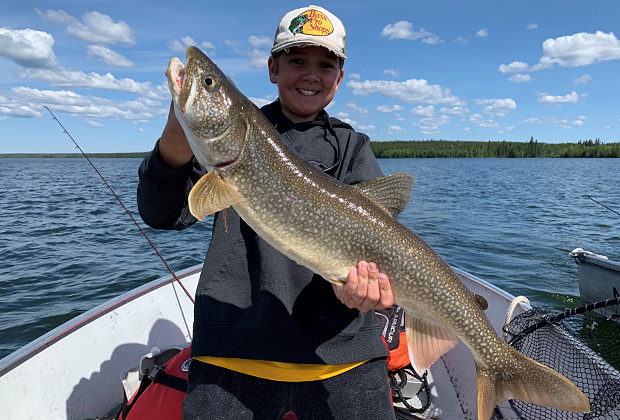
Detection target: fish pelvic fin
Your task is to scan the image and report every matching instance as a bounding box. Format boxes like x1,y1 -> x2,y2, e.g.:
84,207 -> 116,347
354,172 -> 414,218
405,314 -> 459,373
476,346 -> 590,420
189,171 -> 243,221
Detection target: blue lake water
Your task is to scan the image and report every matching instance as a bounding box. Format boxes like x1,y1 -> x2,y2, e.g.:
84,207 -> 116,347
0,157 -> 618,359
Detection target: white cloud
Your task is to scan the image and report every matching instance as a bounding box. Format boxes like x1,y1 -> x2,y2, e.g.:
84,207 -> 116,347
527,23 -> 538,30
0,86 -> 158,121
358,124 -> 376,131
440,106 -> 469,115
36,9 -> 74,24
86,45 -> 133,67
520,116 -> 575,126
476,28 -> 489,38
0,28 -> 58,68
347,78 -> 465,106
540,31 -> 620,67
411,105 -> 434,117
20,68 -> 168,99
388,125 -> 403,135
474,98 -> 516,117
383,69 -> 399,77
414,115 -> 451,133
168,36 -> 215,53
573,74 -> 592,85
87,120 -> 105,128
453,36 -> 468,44
249,96 -> 272,108
470,113 -> 500,128
225,37 -> 271,69
347,102 -> 371,117
340,117 -> 358,126
499,126 -> 515,134
381,21 -> 442,44
502,31 -> 620,74
499,61 -> 529,74
348,73 -> 361,80
376,104 -> 405,113
248,48 -> 270,69
248,35 -> 271,49
572,120 -> 583,126
507,74 -> 532,83
537,90 -> 580,104
65,11 -> 135,45
0,104 -> 43,118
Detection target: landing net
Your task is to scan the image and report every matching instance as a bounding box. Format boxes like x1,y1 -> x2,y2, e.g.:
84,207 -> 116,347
503,302 -> 620,420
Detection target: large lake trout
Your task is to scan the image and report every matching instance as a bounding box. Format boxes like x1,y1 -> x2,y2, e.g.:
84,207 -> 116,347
167,46 -> 589,420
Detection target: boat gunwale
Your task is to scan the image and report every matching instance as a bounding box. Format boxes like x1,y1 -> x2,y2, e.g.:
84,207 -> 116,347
0,264 -> 202,377
0,265 -> 527,380
573,252 -> 620,273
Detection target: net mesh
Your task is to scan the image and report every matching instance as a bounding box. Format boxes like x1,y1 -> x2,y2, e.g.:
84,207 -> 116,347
503,306 -> 620,420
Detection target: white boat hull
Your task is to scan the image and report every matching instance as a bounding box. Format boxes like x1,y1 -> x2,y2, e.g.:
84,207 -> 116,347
0,266 -> 200,420
1,264 -> 616,420
571,249 -> 620,307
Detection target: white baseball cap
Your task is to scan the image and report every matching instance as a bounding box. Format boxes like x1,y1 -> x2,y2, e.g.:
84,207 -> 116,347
271,5 -> 347,59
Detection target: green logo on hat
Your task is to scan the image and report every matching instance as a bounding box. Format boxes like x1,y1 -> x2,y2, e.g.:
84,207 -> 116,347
289,15 -> 311,34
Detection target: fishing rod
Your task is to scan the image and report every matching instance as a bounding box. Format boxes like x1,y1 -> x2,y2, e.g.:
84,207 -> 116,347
44,106 -> 195,304
586,195 -> 620,217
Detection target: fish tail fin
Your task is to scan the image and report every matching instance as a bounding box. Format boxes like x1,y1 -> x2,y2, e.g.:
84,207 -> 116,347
476,347 -> 590,420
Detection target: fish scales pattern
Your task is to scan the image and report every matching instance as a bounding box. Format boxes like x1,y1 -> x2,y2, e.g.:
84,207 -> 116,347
167,46 -> 591,420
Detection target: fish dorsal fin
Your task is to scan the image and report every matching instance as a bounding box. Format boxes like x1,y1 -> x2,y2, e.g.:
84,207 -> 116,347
354,172 -> 414,218
188,171 -> 243,221
405,314 -> 459,373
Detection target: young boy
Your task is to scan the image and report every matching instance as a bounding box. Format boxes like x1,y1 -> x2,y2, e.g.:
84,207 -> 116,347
137,5 -> 396,419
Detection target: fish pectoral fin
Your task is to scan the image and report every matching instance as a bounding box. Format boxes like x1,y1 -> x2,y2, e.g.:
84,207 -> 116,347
354,173 -> 414,218
189,171 -> 243,221
405,314 -> 458,373
472,293 -> 489,311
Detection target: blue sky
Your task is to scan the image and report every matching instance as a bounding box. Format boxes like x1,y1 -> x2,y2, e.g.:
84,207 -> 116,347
2,0 -> 620,153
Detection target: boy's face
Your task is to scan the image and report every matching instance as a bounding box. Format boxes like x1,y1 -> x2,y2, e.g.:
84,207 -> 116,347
268,46 -> 344,124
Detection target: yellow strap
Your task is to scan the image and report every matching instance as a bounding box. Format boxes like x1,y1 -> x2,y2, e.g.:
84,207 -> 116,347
194,356 -> 367,382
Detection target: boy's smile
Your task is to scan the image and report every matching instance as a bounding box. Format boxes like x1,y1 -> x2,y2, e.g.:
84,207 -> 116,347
268,46 -> 344,123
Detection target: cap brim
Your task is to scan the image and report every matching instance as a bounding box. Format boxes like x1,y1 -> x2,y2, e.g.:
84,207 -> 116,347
271,40 -> 346,59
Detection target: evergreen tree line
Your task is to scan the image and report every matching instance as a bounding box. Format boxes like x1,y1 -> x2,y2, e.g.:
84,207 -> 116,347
370,138 -> 620,158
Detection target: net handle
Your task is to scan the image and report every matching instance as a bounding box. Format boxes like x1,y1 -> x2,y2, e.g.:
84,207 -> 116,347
507,297 -> 620,346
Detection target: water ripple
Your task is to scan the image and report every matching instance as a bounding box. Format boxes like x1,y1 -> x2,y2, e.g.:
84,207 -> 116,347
0,157 -> 618,359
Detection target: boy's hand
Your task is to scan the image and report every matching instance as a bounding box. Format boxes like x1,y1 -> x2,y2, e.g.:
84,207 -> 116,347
333,261 -> 394,313
158,99 -> 194,169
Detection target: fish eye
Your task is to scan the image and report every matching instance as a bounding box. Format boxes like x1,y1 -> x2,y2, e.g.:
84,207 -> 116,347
204,75 -> 217,88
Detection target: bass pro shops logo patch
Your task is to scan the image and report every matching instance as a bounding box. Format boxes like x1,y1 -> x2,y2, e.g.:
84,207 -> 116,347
288,10 -> 334,36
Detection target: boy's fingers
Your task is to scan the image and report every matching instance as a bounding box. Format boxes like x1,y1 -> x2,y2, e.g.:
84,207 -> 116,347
376,273 -> 394,309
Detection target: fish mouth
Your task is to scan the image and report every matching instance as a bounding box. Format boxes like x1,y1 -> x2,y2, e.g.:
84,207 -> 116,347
167,57 -> 186,112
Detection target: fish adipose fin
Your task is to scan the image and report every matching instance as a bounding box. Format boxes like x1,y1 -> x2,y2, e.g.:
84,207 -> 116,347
354,172 -> 414,218
189,171 -> 243,220
476,347 -> 590,420
405,314 -> 459,373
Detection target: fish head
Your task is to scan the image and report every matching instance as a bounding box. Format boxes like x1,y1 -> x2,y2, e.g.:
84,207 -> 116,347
167,46 -> 247,170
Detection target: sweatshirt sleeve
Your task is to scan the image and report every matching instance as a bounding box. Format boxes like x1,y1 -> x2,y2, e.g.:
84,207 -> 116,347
341,132 -> 383,185
137,140 -> 207,230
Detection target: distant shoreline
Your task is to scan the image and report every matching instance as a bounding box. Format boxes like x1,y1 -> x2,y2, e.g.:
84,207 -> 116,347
0,152 -> 149,158
2,139 -> 619,159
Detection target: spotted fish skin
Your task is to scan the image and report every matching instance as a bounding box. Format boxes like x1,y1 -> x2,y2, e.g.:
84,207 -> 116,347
167,46 -> 590,420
